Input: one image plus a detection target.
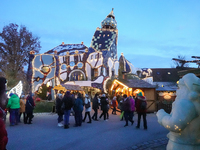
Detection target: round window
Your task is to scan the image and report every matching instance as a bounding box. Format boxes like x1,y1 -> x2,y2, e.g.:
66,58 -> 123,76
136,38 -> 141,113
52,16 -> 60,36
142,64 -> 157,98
77,62 -> 83,69
70,61 -> 75,67
61,64 -> 67,70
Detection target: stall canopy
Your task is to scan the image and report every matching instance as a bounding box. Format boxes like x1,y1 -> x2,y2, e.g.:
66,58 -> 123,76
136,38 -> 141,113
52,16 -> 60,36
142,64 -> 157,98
111,79 -> 156,90
53,84 -> 83,92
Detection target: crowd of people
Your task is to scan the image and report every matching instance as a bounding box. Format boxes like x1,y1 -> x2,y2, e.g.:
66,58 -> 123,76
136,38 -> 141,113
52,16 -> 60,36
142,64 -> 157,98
5,93 -> 35,126
0,76 -> 148,149
55,91 -> 148,130
0,76 -> 36,150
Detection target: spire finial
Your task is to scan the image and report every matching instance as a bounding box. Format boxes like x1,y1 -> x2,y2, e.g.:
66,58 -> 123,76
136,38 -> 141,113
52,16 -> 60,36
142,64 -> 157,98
112,8 -> 114,11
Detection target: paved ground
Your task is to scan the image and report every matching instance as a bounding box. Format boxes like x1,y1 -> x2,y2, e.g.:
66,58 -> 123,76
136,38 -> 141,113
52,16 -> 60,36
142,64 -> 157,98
5,110 -> 168,150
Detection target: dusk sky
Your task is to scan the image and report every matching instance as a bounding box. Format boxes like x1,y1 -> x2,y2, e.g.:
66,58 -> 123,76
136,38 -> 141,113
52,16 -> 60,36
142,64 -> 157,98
0,0 -> 199,69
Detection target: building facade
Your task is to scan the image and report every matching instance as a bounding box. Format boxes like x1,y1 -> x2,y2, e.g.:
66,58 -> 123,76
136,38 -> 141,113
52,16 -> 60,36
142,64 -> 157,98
27,9 -> 142,98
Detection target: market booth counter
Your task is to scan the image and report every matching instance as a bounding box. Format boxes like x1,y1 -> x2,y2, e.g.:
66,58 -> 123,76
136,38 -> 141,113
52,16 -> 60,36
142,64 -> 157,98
53,84 -> 84,94
111,79 -> 157,112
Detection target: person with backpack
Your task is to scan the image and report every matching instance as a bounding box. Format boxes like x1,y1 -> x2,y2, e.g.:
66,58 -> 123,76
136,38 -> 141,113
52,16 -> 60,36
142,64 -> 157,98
82,94 -> 92,123
135,92 -> 147,130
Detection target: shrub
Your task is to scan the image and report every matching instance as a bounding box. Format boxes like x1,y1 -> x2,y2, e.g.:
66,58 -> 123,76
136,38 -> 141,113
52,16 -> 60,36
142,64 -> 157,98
33,100 -> 55,113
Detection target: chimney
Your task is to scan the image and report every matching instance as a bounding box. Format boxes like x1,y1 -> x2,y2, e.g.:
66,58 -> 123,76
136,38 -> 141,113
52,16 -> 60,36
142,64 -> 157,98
122,72 -> 127,80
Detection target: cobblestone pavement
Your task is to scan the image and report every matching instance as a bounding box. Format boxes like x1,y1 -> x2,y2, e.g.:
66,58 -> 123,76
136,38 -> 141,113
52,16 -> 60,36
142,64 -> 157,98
125,137 -> 168,150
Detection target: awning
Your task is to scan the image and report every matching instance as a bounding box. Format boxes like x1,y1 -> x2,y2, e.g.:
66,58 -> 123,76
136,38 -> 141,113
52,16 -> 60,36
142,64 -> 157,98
53,84 -> 66,92
53,84 -> 83,91
61,84 -> 83,91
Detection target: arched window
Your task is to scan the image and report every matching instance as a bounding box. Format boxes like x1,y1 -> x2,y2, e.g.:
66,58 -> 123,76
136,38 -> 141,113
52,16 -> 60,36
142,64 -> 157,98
69,71 -> 85,81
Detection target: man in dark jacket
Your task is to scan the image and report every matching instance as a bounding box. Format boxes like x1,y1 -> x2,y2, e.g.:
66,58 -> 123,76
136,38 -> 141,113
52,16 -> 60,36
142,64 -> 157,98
123,94 -> 134,127
99,94 -> 109,121
135,92 -> 147,130
62,91 -> 74,129
92,93 -> 99,121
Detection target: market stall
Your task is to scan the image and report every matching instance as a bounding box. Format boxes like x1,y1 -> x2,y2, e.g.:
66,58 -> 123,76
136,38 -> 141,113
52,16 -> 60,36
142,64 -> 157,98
53,84 -> 84,94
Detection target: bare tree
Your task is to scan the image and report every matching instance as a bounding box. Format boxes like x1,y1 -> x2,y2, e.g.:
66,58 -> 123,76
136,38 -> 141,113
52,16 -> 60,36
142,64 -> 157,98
172,55 -> 189,68
0,23 -> 41,88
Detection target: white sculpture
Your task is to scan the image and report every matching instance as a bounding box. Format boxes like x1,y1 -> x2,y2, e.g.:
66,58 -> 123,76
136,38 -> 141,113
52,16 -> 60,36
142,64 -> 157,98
7,81 -> 23,98
157,73 -> 200,150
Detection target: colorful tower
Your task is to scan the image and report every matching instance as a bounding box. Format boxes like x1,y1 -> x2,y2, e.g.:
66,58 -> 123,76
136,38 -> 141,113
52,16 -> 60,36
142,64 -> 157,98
90,8 -> 118,61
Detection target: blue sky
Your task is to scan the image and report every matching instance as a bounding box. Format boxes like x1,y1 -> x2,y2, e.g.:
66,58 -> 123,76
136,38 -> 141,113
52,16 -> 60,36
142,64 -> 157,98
0,0 -> 199,68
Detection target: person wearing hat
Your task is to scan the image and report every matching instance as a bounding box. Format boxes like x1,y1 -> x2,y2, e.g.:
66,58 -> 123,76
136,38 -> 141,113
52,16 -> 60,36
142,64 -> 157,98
7,93 -> 20,126
82,94 -> 92,123
135,92 -> 147,129
0,77 -> 8,150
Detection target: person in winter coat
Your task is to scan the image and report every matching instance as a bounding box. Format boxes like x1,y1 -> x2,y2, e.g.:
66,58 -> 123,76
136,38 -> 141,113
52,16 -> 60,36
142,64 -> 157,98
0,77 -> 8,150
56,93 -> 64,127
112,96 -> 117,115
19,95 -> 26,123
92,93 -> 99,121
73,93 -> 83,127
129,96 -> 135,123
7,93 -> 20,126
135,92 -> 147,130
62,91 -> 74,129
82,94 -> 92,123
25,93 -> 35,124
123,94 -> 134,127
99,94 -> 109,121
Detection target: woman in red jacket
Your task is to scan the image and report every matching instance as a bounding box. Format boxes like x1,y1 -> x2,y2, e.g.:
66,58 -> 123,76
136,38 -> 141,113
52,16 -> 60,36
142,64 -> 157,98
0,77 -> 8,150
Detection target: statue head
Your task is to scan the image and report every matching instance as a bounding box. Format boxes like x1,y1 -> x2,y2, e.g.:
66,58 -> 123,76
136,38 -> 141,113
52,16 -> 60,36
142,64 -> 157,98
177,73 -> 200,102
